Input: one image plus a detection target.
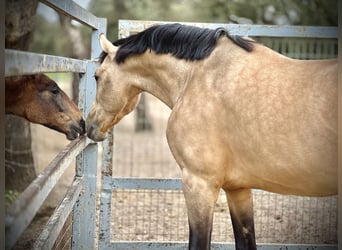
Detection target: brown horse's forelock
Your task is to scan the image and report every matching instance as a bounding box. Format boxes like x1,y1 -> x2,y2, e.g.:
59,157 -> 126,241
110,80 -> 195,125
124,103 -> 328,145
98,23 -> 255,64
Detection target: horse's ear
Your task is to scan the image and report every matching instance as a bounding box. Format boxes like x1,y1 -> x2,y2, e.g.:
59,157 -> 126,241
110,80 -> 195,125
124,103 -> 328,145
99,34 -> 117,60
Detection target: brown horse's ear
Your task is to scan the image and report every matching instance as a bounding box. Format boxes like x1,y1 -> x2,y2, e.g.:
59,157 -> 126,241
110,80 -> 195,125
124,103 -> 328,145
99,34 -> 117,61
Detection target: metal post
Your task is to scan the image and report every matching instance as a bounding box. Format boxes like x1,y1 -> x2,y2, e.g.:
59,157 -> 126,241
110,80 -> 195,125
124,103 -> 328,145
72,17 -> 107,249
98,130 -> 114,249
72,62 -> 98,249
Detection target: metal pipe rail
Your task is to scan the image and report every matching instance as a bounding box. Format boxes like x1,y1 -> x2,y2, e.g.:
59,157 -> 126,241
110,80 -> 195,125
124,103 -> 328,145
40,0 -> 100,29
5,137 -> 88,249
5,0 -> 106,249
5,50 -> 87,77
118,19 -> 338,38
33,176 -> 83,249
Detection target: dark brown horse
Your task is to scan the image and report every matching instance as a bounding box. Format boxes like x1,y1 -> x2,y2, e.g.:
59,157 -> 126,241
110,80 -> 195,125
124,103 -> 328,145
6,74 -> 85,140
86,24 -> 337,249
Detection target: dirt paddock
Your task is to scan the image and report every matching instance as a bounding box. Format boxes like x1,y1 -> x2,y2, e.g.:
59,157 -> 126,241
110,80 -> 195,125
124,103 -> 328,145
12,82 -> 337,249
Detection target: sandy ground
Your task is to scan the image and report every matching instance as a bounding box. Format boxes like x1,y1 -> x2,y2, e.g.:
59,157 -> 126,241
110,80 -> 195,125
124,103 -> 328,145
11,84 -> 338,249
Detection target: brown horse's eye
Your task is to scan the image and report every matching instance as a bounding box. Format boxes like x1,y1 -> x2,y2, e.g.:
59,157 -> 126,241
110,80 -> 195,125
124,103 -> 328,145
94,75 -> 99,82
50,86 -> 59,95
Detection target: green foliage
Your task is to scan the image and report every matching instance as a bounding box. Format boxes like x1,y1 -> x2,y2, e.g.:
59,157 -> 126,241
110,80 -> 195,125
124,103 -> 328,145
29,15 -> 68,56
89,0 -> 337,41
30,13 -> 92,58
45,72 -> 72,82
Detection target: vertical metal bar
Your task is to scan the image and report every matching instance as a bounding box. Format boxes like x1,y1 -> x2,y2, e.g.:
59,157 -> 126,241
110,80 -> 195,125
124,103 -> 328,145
99,130 -> 114,249
90,18 -> 107,59
72,61 -> 98,249
72,17 -> 107,249
93,18 -> 115,249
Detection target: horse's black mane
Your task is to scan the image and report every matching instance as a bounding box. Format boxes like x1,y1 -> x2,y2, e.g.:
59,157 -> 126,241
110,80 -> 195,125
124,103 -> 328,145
99,23 -> 255,64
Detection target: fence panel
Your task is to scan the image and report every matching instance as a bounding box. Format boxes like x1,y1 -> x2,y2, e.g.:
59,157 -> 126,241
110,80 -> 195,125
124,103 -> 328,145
98,20 -> 338,250
5,0 -> 106,249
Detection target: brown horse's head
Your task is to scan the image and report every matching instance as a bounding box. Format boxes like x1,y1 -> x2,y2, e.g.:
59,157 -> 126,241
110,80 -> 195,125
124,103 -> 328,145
5,74 -> 85,140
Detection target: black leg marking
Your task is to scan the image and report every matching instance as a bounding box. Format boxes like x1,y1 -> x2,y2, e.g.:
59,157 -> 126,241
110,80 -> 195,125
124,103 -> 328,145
188,221 -> 212,250
225,188 -> 256,250
230,211 -> 256,250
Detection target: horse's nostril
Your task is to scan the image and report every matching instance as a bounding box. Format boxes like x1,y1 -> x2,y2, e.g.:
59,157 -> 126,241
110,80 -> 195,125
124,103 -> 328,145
86,125 -> 94,138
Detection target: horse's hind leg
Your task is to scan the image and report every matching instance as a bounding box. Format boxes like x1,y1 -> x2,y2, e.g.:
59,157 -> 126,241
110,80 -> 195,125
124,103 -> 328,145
225,188 -> 256,250
182,174 -> 220,250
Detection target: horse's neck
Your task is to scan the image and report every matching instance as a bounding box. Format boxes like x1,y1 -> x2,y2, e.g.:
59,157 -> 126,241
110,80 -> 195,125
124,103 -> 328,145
128,53 -> 194,109
129,39 -> 247,108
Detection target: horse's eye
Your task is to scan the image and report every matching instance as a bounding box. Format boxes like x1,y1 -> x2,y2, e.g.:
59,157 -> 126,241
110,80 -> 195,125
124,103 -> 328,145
94,75 -> 99,82
50,87 -> 59,95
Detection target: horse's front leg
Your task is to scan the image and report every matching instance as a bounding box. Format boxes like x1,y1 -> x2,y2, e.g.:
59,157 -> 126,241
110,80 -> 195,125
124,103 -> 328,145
182,171 -> 220,250
225,188 -> 256,250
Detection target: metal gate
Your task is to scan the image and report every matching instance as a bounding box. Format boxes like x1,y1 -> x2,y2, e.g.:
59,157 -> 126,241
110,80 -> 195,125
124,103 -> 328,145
98,20 -> 338,249
5,0 -> 106,249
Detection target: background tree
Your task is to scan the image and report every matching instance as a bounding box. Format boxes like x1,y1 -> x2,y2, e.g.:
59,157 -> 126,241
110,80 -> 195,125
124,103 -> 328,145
33,0 -> 338,56
58,13 -> 88,103
90,0 -> 337,39
5,0 -> 39,197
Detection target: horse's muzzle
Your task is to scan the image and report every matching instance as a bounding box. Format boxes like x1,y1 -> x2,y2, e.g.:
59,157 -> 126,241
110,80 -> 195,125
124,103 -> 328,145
86,122 -> 106,142
66,118 -> 86,140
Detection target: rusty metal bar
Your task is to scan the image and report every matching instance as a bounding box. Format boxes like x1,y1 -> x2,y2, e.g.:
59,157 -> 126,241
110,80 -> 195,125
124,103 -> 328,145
71,143 -> 98,249
32,177 -> 83,249
98,130 -> 114,249
5,49 -> 87,76
72,63 -> 99,248
71,17 -> 106,249
5,136 -> 88,249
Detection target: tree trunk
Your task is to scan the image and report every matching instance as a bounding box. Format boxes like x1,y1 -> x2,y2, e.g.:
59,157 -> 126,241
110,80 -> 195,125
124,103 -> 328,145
5,116 -> 36,192
5,0 -> 39,194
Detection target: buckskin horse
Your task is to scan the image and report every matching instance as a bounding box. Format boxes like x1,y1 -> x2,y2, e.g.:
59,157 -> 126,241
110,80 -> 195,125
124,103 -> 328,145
6,74 -> 85,140
86,24 -> 337,249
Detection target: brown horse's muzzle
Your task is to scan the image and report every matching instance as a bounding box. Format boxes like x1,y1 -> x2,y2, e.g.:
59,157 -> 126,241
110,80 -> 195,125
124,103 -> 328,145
67,118 -> 86,140
45,118 -> 85,140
